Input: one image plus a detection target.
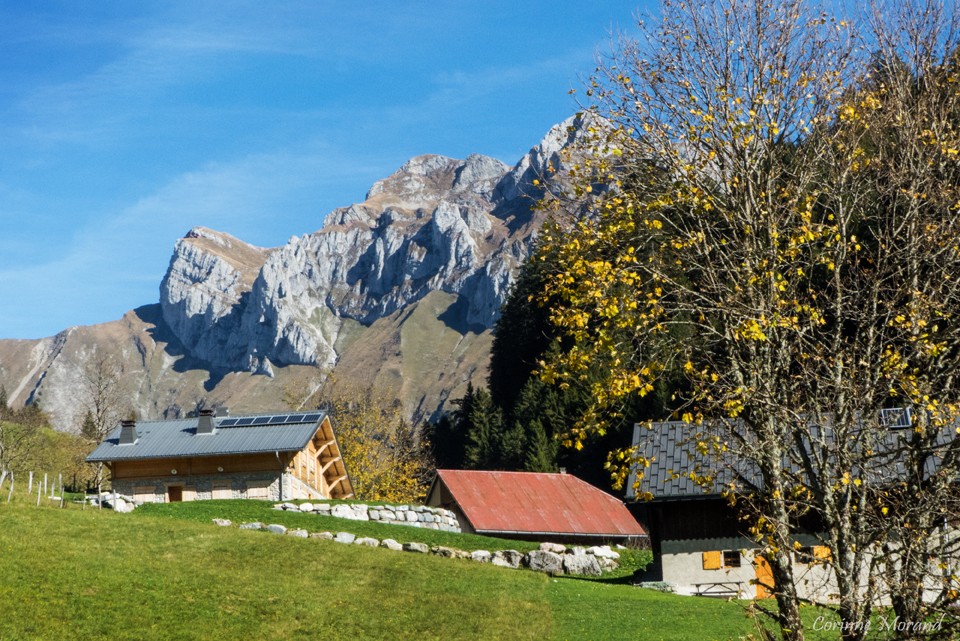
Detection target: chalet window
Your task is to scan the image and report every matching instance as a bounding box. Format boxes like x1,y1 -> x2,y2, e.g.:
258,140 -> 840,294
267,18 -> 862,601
703,550 -> 741,570
795,545 -> 831,564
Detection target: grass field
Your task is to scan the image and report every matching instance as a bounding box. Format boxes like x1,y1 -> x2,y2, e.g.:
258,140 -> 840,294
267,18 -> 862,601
0,494 -> 844,640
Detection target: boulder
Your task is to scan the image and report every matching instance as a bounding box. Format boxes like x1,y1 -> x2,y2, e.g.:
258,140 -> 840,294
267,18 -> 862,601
381,539 -> 403,551
239,522 -> 264,530
526,550 -> 565,575
403,542 -> 429,554
404,511 -> 419,523
212,519 -> 233,527
334,532 -> 356,544
287,528 -> 309,538
332,504 -> 369,521
562,553 -> 602,577
310,532 -> 334,540
431,546 -> 469,559
471,550 -> 492,563
112,497 -> 134,513
314,503 -> 332,512
266,524 -> 287,535
298,502 -> 314,512
491,550 -> 523,569
587,545 -> 620,560
539,542 -> 567,555
380,510 -> 396,521
355,537 -> 380,547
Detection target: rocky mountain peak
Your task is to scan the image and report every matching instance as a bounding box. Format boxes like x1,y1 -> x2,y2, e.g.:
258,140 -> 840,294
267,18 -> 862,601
0,116 -> 596,430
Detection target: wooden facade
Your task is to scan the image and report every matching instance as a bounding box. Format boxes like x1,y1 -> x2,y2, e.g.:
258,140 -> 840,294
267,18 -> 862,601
94,414 -> 353,503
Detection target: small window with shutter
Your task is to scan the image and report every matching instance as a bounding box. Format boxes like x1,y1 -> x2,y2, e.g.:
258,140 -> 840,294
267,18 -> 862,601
702,550 -> 722,570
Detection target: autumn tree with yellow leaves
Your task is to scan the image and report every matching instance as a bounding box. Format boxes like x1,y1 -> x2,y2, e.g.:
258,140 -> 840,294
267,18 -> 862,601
284,371 -> 434,504
536,1 -> 960,639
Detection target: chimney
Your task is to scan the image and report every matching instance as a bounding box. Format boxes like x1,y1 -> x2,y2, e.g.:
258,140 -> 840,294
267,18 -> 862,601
197,409 -> 215,435
119,419 -> 138,445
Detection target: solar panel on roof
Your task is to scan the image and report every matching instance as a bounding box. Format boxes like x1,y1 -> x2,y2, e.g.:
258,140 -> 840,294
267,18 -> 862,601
301,413 -> 322,423
235,417 -> 255,426
286,414 -> 306,423
218,418 -> 239,427
268,416 -> 286,424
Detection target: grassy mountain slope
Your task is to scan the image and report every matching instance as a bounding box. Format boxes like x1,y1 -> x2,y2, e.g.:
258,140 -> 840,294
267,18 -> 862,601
0,495 -> 846,641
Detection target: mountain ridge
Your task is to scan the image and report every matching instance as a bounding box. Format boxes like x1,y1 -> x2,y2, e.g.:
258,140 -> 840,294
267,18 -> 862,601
0,115 -> 588,431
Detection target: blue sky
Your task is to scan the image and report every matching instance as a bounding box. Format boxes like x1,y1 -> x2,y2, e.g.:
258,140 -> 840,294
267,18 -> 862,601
0,1 -> 651,339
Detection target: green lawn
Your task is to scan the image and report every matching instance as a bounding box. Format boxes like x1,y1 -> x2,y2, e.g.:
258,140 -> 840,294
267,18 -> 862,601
0,497 -> 842,640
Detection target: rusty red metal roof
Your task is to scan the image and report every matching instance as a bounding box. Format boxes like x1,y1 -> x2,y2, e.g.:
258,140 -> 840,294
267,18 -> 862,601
434,470 -> 646,538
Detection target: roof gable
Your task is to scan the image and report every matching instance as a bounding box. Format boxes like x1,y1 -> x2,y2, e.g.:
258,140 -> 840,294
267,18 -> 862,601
435,469 -> 646,538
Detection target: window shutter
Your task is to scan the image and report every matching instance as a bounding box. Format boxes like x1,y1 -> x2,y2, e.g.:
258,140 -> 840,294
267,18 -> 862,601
702,551 -> 722,570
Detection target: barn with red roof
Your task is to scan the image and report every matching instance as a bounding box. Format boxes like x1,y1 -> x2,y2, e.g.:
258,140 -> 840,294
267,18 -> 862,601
426,469 -> 647,544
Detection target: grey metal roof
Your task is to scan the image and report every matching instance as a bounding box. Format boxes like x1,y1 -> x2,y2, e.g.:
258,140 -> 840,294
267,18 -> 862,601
627,413 -> 956,501
626,421 -> 756,500
86,411 -> 329,462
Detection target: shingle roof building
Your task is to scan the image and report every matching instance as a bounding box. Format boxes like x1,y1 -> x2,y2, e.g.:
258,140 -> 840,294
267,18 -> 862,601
87,410 -> 353,503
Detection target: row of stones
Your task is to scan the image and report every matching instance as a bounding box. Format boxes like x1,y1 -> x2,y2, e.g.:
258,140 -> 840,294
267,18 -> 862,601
215,519 -> 621,577
273,501 -> 461,533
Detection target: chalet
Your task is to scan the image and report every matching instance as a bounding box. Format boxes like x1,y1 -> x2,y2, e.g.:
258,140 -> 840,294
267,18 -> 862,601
627,420 -> 852,599
426,469 -> 647,544
86,409 -> 353,503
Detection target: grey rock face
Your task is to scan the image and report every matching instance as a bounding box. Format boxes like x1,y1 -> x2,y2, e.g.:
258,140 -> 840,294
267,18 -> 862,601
355,537 -> 380,547
287,528 -> 309,538
239,522 -> 264,530
266,524 -> 287,535
155,119 -> 590,377
539,542 -> 567,555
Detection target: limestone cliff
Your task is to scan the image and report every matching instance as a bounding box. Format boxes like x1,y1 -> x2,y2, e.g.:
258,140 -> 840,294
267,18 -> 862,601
0,115 -> 588,430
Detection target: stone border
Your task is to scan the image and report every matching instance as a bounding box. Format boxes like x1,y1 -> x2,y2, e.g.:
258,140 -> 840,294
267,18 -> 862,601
216,518 -> 622,577
272,501 -> 461,533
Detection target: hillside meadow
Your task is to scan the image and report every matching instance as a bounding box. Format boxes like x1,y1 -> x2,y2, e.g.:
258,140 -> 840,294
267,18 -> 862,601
0,495 -> 844,640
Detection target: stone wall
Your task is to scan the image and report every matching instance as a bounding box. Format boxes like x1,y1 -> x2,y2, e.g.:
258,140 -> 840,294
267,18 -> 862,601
274,501 -> 461,533
113,471 -> 283,503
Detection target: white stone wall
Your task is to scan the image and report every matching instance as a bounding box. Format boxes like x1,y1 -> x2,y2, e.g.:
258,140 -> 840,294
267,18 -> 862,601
661,536 -> 834,601
115,472 -> 284,503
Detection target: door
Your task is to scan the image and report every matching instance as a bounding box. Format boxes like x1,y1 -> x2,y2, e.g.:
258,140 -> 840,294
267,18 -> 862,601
167,486 -> 183,502
753,555 -> 775,599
